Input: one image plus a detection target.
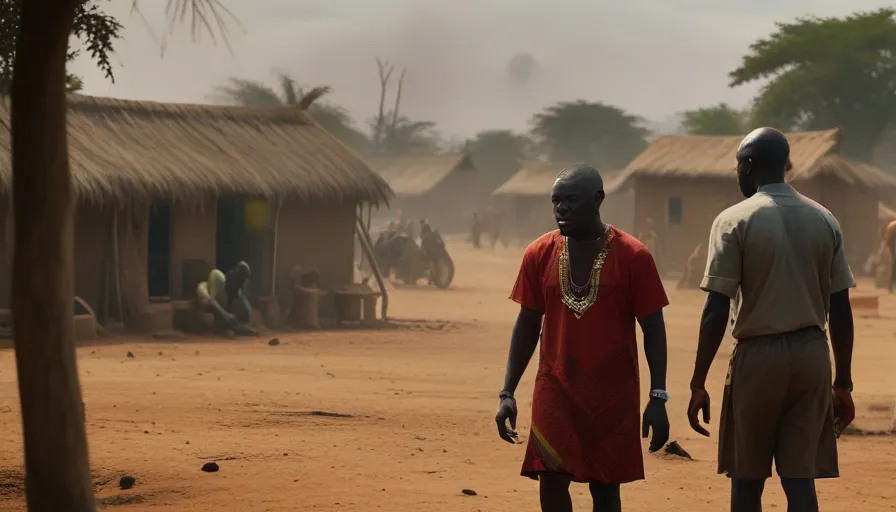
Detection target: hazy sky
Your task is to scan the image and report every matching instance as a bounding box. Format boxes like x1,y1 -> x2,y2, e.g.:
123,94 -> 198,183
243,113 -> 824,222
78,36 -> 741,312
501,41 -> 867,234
70,0 -> 891,139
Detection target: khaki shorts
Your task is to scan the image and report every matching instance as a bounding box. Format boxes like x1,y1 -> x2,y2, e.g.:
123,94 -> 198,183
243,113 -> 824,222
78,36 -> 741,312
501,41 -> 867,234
718,327 -> 838,480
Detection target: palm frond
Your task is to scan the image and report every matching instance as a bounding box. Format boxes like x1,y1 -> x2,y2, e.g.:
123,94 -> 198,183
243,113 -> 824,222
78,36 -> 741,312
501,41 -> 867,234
212,78 -> 283,107
277,72 -> 299,106
131,0 -> 242,55
297,85 -> 332,110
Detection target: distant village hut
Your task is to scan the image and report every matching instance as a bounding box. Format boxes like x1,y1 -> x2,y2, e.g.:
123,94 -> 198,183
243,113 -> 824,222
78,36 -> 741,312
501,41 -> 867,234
0,95 -> 391,332
368,153 -> 488,233
614,128 -> 896,272
492,161 -> 634,242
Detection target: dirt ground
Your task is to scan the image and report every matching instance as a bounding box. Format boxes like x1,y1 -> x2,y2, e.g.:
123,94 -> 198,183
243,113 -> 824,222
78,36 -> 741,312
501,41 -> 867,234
1,238 -> 895,511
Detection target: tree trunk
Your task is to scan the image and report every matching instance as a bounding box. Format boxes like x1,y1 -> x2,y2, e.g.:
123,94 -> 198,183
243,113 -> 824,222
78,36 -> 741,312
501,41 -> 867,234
11,0 -> 95,509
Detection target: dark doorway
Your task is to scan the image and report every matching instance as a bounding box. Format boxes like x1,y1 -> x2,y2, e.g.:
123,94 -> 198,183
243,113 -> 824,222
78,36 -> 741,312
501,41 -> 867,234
216,196 -> 274,298
216,196 -> 246,274
147,201 -> 172,298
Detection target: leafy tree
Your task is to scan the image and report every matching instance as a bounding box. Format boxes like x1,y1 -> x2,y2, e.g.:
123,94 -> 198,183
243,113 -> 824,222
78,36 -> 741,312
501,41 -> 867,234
465,129 -> 530,164
0,0 -> 121,94
387,116 -> 440,155
530,100 -> 650,170
10,0 -> 231,509
213,72 -> 370,152
464,129 -> 531,182
680,103 -> 750,135
367,113 -> 440,156
66,75 -> 84,93
730,8 -> 896,159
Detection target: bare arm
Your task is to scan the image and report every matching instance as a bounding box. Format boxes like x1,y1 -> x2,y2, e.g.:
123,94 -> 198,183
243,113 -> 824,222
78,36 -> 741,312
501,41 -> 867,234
638,310 -> 667,391
634,276 -> 671,451
828,222 -> 855,390
502,306 -> 543,394
828,289 -> 853,389
690,291 -> 730,390
692,212 -> 740,389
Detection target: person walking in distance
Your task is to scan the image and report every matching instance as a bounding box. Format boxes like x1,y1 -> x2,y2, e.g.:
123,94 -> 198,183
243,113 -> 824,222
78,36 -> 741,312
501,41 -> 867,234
883,219 -> 896,292
637,217 -> 663,272
496,164 -> 671,512
471,212 -> 483,248
687,128 -> 856,512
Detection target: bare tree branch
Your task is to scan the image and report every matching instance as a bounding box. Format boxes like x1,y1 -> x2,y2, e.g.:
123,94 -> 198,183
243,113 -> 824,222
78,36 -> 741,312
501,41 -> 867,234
388,67 -> 407,153
373,57 -> 394,152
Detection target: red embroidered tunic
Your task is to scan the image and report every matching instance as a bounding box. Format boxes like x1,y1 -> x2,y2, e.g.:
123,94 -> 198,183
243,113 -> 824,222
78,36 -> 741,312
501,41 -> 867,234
510,228 -> 668,483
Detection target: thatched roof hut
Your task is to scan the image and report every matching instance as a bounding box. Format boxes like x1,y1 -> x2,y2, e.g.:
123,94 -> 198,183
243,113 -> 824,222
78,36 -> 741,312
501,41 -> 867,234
367,153 -> 488,232
492,160 -> 568,196
0,95 -> 393,332
621,129 -> 840,180
368,153 -> 476,197
615,128 -> 896,272
0,95 -> 392,205
491,161 -> 568,240
614,128 -> 896,190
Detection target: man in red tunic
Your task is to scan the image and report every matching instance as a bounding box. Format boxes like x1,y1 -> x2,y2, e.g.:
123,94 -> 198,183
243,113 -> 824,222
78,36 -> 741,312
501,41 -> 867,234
495,164 -> 671,511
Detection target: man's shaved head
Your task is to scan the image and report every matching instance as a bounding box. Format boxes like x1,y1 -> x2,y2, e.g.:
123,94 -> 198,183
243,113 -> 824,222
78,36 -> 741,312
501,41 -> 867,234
736,127 -> 790,171
735,127 -> 791,197
555,164 -> 604,193
234,261 -> 250,279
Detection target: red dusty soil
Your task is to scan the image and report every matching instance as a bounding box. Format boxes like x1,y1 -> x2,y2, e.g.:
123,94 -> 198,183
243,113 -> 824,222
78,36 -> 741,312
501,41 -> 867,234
0,240 -> 894,511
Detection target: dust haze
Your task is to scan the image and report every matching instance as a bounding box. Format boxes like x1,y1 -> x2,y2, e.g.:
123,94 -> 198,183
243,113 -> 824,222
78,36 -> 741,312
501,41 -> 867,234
69,0 -> 892,138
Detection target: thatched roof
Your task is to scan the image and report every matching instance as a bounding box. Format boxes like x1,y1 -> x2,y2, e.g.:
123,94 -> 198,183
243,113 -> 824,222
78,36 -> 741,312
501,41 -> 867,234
614,128 -> 896,191
0,95 -> 392,205
493,161 -> 565,196
367,153 -> 476,196
624,129 -> 840,179
803,154 -> 896,188
493,160 -> 626,196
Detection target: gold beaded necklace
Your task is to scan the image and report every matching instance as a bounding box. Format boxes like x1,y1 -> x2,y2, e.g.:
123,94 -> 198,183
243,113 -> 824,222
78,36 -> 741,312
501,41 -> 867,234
559,232 -> 612,319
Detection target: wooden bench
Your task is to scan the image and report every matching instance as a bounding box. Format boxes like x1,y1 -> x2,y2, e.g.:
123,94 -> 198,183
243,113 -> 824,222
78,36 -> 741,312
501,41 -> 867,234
333,288 -> 381,325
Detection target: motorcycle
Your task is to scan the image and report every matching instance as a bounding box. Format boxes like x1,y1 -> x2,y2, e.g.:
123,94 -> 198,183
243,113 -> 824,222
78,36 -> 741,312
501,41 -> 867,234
373,227 -> 455,289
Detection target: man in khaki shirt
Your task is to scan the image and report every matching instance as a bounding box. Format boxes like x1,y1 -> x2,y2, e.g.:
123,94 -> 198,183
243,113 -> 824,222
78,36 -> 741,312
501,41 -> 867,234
685,128 -> 857,512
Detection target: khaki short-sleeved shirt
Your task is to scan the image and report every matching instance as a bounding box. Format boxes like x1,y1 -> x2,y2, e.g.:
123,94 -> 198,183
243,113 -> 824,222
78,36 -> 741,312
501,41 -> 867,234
700,183 -> 855,339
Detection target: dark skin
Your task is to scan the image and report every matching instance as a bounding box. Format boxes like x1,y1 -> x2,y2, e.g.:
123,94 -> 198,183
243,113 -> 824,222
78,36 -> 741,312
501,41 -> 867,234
208,299 -> 238,329
496,166 -> 669,512
224,261 -> 250,311
204,261 -> 252,335
687,129 -> 855,512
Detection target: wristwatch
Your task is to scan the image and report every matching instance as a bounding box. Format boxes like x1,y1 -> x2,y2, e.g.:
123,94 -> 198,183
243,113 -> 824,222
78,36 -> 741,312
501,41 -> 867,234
833,381 -> 853,392
649,389 -> 669,402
